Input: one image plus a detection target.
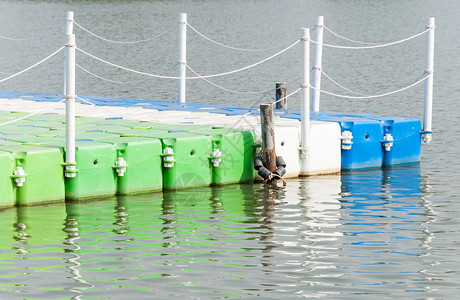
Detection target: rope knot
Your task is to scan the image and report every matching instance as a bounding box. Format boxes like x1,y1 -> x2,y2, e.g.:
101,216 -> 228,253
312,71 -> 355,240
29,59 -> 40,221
313,66 -> 322,71
426,25 -> 436,30
300,84 -> 309,89
425,69 -> 434,74
65,95 -> 76,100
300,37 -> 310,42
265,173 -> 287,186
64,43 -> 76,47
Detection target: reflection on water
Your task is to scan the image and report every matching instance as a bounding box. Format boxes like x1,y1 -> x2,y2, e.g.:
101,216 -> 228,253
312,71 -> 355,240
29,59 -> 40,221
0,165 -> 441,299
336,167 -> 436,297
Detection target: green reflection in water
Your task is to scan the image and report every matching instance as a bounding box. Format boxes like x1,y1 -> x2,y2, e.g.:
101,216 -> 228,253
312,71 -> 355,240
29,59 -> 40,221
0,182 -> 276,298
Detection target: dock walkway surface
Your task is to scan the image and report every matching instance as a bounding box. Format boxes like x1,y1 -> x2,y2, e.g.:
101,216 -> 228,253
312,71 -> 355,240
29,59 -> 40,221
0,91 -> 421,207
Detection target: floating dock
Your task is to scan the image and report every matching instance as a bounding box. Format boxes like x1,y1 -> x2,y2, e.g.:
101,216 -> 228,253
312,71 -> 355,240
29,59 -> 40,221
0,13 -> 436,208
0,91 -> 423,208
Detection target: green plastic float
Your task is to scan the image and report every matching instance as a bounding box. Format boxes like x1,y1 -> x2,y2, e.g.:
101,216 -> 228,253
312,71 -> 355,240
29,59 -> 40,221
0,143 -> 65,206
45,140 -> 117,200
187,126 -> 257,185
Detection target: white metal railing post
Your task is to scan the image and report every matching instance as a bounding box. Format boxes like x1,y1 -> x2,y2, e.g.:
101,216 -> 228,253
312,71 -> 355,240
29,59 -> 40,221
311,16 -> 324,112
422,17 -> 435,144
299,28 -> 310,175
178,13 -> 187,104
64,11 -> 77,177
63,11 -> 74,96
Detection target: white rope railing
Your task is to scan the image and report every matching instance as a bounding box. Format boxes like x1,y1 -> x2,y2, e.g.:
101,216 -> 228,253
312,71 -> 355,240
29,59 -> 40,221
311,27 -> 431,50
72,20 -> 176,44
187,22 -> 298,52
223,87 -> 302,120
322,25 -> 379,45
194,39 -> 300,79
0,46 -> 65,83
0,22 -> 63,41
183,39 -> 300,79
319,68 -> 370,96
310,71 -> 430,99
272,87 -> 301,106
0,13 -> 432,117
76,39 -> 299,80
78,90 -> 300,123
186,63 -> 300,94
78,96 -> 140,120
76,47 -> 179,79
0,99 -> 66,127
77,96 -> 122,112
0,57 -> 64,77
76,96 -> 153,123
76,62 -> 179,84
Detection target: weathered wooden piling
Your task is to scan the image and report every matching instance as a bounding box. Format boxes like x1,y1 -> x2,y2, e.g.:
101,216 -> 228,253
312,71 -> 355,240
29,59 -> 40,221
275,82 -> 288,109
259,103 -> 277,172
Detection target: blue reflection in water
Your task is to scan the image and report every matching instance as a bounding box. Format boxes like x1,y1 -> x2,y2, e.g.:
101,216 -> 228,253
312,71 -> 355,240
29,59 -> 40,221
336,165 -> 435,296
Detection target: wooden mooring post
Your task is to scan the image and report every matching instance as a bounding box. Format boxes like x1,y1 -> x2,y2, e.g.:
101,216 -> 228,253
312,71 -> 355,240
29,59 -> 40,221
275,82 -> 288,109
259,104 -> 277,172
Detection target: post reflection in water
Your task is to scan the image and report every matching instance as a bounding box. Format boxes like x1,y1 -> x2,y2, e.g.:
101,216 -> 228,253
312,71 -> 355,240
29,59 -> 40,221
255,175 -> 343,297
0,164 -> 436,299
63,201 -> 95,299
113,196 -> 130,235
13,206 -> 30,256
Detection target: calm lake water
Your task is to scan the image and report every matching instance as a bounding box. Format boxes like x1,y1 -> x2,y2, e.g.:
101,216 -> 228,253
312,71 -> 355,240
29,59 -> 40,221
1,0 -> 460,299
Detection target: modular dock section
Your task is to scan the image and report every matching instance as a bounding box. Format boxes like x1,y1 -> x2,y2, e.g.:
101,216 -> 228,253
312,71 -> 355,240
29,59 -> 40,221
0,91 -> 422,207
